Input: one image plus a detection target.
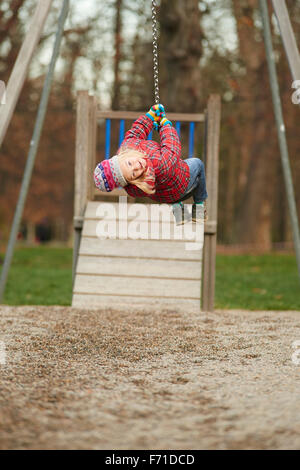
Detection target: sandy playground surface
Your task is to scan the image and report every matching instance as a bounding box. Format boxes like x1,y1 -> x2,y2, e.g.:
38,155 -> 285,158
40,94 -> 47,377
0,304 -> 300,450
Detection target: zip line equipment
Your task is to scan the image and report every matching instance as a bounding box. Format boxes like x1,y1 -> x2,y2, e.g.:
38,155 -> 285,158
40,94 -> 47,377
151,0 -> 160,105
0,0 -> 70,302
260,0 -> 300,281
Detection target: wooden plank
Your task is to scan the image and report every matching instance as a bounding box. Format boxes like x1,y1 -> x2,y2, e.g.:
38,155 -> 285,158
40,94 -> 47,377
202,95 -> 221,312
93,188 -> 135,200
204,221 -> 217,234
73,91 -> 90,282
74,91 -> 90,219
79,237 -> 202,260
73,274 -> 200,299
82,218 -> 204,242
85,216 -> 213,233
86,201 -> 171,220
72,294 -> 200,310
0,0 -> 53,146
272,0 -> 300,82
76,255 -> 201,279
73,93 -> 97,281
87,200 -> 214,234
96,110 -> 205,122
203,233 -> 216,312
88,95 -> 97,200
205,95 -> 221,223
85,201 -> 193,222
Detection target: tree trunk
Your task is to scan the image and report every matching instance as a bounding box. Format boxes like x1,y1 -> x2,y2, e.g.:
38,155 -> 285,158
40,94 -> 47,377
159,0 -> 204,112
112,0 -> 123,110
232,0 -> 277,250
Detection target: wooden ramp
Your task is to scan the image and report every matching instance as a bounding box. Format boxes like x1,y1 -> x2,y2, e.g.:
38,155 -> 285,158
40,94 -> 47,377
72,201 -> 204,310
73,93 -> 221,311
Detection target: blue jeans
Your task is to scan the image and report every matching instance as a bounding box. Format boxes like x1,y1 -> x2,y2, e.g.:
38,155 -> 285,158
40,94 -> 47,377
177,158 -> 208,204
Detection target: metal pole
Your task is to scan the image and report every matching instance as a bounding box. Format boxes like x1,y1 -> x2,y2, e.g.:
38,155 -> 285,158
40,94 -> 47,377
0,0 -> 70,302
0,0 -> 54,147
260,0 -> 300,281
272,0 -> 300,83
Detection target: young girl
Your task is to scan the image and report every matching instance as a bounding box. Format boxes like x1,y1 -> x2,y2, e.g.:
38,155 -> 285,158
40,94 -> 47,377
94,104 -> 207,225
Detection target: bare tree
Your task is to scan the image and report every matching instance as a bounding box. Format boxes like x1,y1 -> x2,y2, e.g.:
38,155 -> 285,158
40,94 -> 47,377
112,0 -> 123,109
159,0 -> 204,112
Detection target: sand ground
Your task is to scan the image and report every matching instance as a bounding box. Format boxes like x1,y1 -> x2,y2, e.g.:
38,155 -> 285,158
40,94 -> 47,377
0,305 -> 300,450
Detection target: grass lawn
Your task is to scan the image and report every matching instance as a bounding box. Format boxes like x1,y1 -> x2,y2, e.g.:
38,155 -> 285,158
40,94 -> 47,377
0,246 -> 299,310
0,246 -> 73,306
215,253 -> 299,310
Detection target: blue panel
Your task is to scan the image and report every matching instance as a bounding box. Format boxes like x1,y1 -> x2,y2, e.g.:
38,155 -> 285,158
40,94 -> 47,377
147,130 -> 153,140
175,121 -> 181,137
105,119 -> 111,159
189,122 -> 195,158
119,119 -> 125,147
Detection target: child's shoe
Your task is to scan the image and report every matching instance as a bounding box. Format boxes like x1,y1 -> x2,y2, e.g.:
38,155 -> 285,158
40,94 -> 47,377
172,203 -> 191,226
192,202 -> 207,222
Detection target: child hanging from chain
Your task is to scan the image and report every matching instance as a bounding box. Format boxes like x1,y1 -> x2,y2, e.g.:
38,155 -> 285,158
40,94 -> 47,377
94,104 -> 207,225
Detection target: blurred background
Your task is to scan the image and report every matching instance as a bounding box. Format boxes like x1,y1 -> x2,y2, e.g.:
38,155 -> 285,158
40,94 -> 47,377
0,0 -> 299,252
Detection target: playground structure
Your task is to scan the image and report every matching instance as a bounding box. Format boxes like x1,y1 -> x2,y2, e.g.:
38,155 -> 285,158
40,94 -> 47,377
72,93 -> 221,311
0,0 -> 299,307
1,0 -> 300,453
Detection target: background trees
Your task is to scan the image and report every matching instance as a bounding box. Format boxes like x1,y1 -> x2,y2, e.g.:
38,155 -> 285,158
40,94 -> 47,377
0,0 -> 299,249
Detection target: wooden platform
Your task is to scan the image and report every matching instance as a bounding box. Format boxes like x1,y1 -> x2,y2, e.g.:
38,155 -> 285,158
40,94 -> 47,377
72,201 -> 204,309
73,93 -> 221,311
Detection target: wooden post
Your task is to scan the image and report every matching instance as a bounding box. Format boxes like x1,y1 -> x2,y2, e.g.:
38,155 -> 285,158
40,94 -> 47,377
202,95 -> 221,312
73,91 -> 97,283
0,0 -> 53,147
88,95 -> 98,201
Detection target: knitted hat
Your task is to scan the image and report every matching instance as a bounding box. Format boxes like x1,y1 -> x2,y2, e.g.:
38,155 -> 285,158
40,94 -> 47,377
94,155 -> 127,192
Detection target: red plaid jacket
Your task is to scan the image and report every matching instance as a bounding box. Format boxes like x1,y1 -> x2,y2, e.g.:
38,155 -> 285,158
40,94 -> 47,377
119,115 -> 190,203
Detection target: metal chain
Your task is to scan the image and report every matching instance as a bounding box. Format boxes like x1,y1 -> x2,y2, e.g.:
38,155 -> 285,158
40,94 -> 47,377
151,0 -> 160,104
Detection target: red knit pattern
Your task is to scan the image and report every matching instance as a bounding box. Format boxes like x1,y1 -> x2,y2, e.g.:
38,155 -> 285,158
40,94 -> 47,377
119,116 -> 190,203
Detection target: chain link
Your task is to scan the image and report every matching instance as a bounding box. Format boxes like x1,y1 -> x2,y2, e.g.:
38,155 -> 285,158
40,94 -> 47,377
151,0 -> 160,104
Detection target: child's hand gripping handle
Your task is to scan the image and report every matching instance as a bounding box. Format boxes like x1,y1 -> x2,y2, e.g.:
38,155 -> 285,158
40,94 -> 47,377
146,104 -> 171,131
